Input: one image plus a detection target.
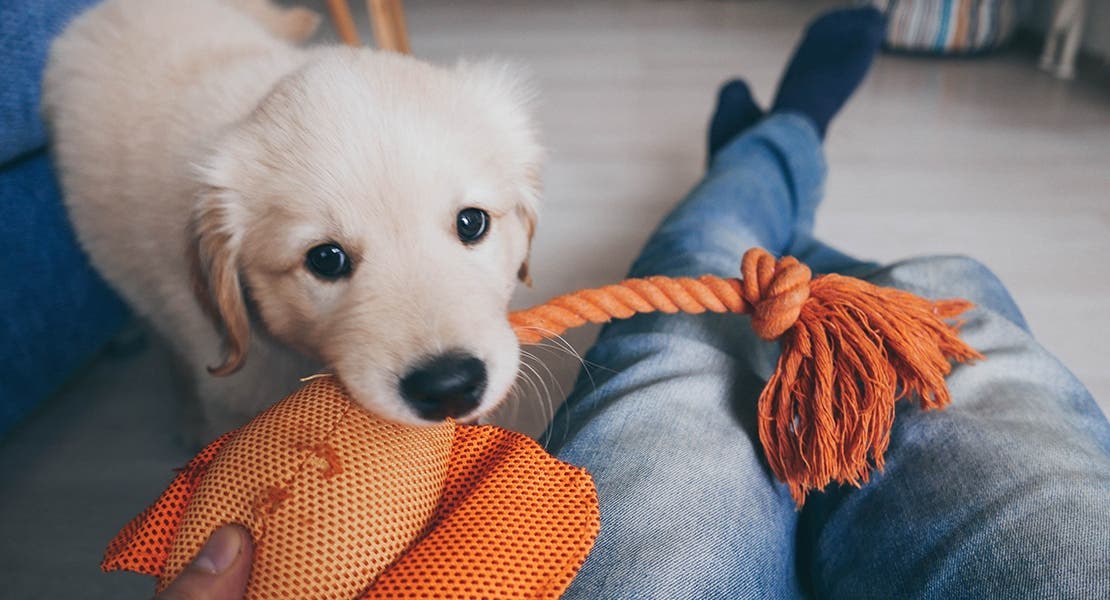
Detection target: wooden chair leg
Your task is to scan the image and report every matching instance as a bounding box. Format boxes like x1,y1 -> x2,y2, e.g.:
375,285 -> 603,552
326,0 -> 361,46
368,0 -> 411,54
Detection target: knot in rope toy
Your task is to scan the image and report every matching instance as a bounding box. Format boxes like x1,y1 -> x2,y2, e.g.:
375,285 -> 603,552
510,247 -> 983,504
740,249 -> 811,340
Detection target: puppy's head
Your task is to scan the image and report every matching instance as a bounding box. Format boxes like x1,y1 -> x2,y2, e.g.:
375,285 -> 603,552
189,49 -> 540,425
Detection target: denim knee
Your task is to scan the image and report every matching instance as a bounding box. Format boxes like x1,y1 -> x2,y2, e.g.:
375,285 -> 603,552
553,338 -> 805,599
869,255 -> 1029,331
805,399 -> 1110,599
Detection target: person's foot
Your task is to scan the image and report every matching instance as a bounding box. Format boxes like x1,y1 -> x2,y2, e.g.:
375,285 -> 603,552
707,79 -> 764,162
771,6 -> 886,138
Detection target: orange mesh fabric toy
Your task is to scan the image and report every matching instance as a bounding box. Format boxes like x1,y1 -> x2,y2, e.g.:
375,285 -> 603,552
103,248 -> 981,598
104,377 -> 599,599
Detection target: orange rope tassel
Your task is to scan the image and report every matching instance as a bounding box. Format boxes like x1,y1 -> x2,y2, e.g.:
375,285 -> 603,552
509,248 -> 984,505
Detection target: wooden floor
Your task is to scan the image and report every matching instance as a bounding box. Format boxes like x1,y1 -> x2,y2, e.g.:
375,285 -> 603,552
1,2 -> 1107,596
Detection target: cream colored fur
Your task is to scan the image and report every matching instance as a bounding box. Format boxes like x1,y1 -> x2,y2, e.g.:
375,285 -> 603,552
43,0 -> 541,441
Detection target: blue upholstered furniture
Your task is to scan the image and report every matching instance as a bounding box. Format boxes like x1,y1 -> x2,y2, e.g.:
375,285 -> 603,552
0,0 -> 128,439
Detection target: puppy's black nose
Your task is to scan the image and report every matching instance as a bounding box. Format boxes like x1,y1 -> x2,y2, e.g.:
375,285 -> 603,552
400,352 -> 487,420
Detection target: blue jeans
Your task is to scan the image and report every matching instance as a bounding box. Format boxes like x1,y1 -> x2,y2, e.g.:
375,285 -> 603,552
548,114 -> 1110,599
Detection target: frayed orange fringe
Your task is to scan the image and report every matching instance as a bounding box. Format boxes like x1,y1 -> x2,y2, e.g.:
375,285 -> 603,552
509,248 -> 983,505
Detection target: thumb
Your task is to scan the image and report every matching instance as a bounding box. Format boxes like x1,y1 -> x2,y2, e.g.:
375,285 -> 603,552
157,524 -> 253,600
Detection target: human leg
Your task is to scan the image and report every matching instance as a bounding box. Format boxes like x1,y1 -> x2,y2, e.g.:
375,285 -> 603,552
547,112 -> 826,600
798,257 -> 1110,599
546,9 -> 887,597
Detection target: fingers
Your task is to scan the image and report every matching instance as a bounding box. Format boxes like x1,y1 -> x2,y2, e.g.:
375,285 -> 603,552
157,524 -> 253,600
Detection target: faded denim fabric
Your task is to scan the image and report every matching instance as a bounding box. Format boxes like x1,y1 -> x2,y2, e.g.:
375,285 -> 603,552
549,114 -> 1110,599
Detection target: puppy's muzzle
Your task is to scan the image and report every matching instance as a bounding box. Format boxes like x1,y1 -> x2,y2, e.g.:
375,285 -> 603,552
400,351 -> 487,421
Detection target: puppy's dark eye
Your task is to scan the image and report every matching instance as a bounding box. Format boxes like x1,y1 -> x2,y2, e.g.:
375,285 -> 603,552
306,243 -> 351,279
456,208 -> 489,244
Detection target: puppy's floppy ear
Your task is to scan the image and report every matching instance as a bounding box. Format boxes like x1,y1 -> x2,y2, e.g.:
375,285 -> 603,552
515,194 -> 537,286
514,144 -> 541,286
188,188 -> 250,376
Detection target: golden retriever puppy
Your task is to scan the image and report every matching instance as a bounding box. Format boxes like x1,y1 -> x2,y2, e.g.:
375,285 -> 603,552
43,0 -> 541,442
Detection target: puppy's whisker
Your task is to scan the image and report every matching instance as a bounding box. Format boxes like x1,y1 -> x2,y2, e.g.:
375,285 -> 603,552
517,325 -> 611,375
514,366 -> 547,441
518,352 -> 552,423
518,326 -> 615,446
523,348 -> 566,419
519,349 -> 563,450
513,354 -> 543,411
507,378 -> 528,426
521,328 -> 609,409
530,340 -> 614,377
517,353 -> 551,435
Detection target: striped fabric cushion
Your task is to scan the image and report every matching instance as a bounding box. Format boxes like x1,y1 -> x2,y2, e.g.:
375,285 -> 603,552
870,0 -> 1025,54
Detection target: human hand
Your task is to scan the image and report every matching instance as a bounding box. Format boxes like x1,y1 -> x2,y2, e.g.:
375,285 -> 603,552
155,524 -> 253,600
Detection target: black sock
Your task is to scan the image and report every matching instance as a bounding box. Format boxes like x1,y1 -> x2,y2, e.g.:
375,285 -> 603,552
771,7 -> 886,139
707,79 -> 764,162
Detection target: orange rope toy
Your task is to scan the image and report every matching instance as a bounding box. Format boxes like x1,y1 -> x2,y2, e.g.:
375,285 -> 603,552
510,247 -> 983,504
